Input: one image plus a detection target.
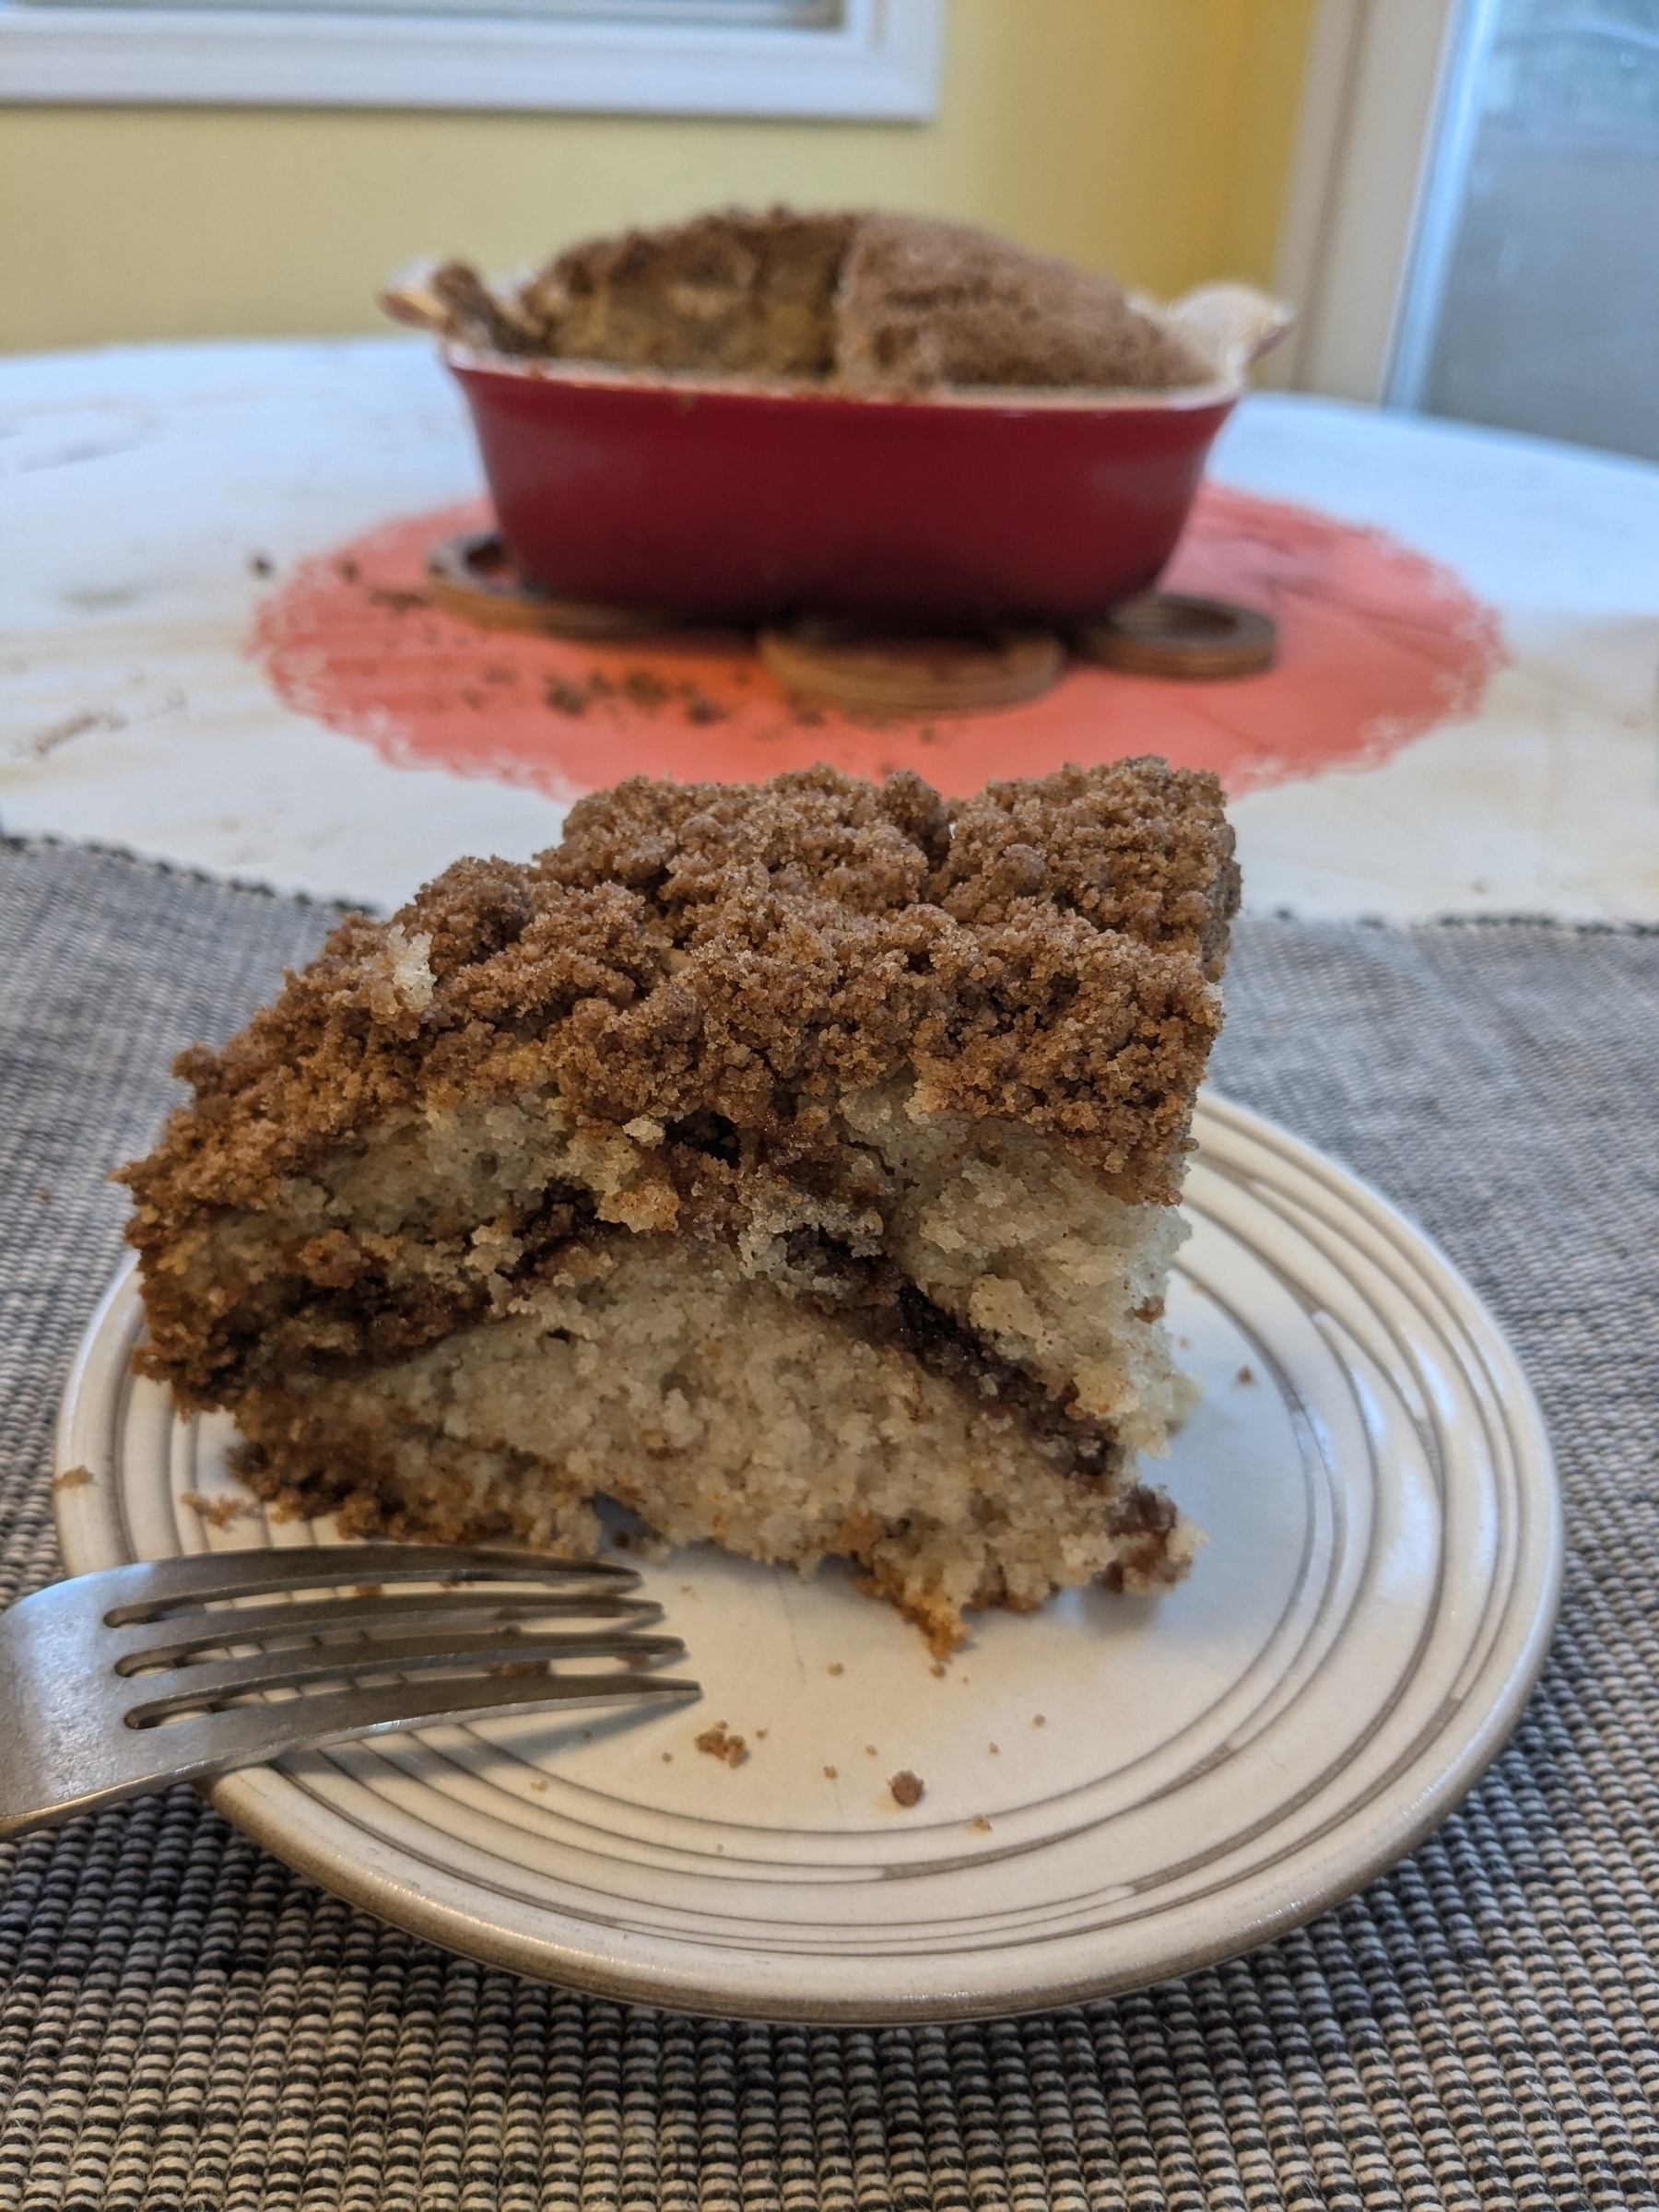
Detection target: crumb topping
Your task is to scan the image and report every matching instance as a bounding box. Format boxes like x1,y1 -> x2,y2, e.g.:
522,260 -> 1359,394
119,760 -> 1237,1263
399,207 -> 1206,394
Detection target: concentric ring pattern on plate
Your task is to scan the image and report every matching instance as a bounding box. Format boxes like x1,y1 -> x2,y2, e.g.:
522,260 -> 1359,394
54,1096 -> 1560,2023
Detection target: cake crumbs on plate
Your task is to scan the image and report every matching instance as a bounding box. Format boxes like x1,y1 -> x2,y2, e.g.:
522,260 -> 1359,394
988,1743 -> 1000,1755
823,1764 -> 838,1780
1032,1713 -> 1046,1727
827,1663 -> 845,1677
696,1723 -> 748,1769
51,1465 -> 93,1491
889,1771 -> 925,1808
970,1815 -> 992,1833
1237,1365 -> 1255,1384
179,1489 -> 259,1528
528,1777 -> 548,1794
930,1662 -> 947,1678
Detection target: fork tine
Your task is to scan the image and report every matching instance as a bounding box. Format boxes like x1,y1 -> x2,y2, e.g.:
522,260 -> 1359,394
124,1629 -> 688,1723
114,1589 -> 665,1671
5,1669 -> 700,1835
188,1667 -> 703,1779
100,1544 -> 639,1623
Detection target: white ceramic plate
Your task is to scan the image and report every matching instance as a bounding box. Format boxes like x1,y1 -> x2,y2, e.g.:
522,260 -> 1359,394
54,1096 -> 1559,2024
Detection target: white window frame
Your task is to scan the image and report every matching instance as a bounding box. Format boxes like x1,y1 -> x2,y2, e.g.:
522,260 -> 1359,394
0,0 -> 941,116
1266,0 -> 1468,403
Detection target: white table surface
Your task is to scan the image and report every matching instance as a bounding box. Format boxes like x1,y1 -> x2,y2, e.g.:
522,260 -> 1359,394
4,336 -> 1656,920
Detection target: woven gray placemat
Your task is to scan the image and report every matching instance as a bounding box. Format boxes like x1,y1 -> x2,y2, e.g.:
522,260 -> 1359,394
1,836 -> 1655,2211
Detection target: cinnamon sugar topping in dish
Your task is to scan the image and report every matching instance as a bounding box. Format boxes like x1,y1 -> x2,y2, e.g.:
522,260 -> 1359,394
385,207 -> 1207,395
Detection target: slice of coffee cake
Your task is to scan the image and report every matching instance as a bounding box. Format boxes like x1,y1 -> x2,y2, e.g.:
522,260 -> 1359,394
120,762 -> 1238,1650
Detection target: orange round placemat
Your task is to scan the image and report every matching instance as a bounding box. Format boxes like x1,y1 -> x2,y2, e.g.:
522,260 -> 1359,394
252,483 -> 1507,802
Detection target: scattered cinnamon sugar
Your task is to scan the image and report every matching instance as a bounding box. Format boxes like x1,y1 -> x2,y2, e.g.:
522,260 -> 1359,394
889,1771 -> 925,1808
544,669 -> 729,726
696,1722 -> 748,1769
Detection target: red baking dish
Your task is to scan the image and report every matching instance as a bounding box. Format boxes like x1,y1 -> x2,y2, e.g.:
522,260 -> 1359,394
445,284 -> 1288,628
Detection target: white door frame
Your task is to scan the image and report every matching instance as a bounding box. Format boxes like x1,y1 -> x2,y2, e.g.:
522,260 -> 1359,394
1267,0 -> 1478,404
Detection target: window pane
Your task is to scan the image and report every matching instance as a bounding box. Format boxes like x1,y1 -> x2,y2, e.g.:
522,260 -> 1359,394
1408,0 -> 1659,462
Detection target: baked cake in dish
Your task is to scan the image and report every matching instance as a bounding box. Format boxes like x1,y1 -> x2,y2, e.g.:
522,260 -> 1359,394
120,762 -> 1238,1651
385,207 -> 1207,395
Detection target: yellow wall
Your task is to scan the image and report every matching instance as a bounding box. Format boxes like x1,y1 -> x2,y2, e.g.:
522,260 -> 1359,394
0,0 -> 1314,354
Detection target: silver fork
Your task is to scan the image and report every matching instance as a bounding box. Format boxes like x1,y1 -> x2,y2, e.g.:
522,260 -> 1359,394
0,1544 -> 700,1839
